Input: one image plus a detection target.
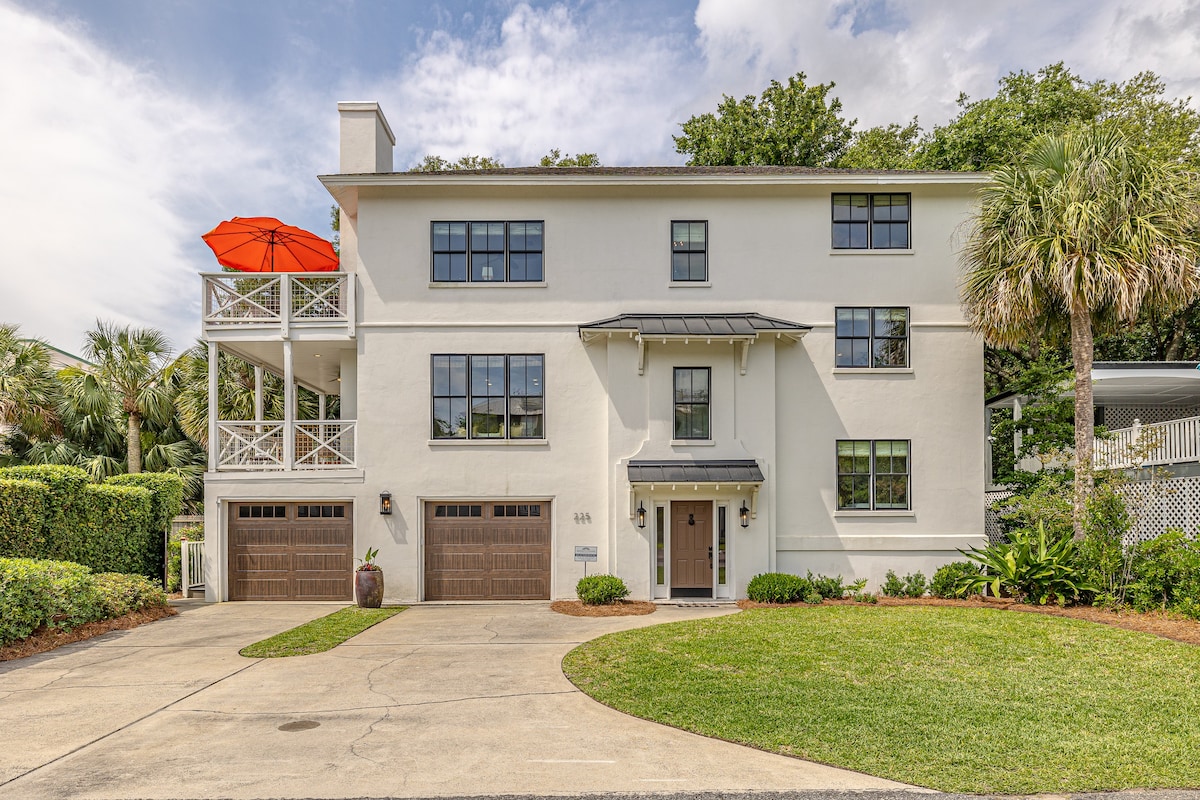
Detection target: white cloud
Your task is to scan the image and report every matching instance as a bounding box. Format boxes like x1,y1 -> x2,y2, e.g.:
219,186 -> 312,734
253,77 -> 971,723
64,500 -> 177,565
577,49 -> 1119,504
360,2 -> 692,167
692,0 -> 1200,131
0,2 -> 331,354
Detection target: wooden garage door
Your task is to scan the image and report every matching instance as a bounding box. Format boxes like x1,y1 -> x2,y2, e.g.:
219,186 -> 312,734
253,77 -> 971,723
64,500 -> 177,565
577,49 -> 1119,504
424,501 -> 550,600
228,502 -> 353,601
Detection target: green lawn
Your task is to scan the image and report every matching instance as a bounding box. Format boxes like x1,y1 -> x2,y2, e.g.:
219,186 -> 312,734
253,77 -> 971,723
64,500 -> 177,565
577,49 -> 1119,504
561,606 -> 1200,794
240,606 -> 405,658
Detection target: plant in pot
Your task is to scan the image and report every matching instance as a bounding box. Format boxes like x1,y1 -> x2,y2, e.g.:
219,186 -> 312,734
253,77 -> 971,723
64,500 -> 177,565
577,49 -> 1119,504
355,547 -> 384,608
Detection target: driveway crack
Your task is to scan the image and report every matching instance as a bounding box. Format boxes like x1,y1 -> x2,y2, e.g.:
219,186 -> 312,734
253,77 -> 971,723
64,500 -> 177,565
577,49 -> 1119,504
187,688 -> 577,717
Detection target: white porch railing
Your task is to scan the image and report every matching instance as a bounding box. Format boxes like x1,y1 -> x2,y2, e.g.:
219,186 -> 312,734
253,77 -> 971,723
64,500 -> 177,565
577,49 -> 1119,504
1094,415 -> 1200,469
202,273 -> 351,332
216,420 -> 357,470
180,539 -> 204,598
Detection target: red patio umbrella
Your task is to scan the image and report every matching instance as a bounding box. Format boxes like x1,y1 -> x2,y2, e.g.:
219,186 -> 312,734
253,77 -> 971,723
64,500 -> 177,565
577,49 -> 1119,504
202,216 -> 339,272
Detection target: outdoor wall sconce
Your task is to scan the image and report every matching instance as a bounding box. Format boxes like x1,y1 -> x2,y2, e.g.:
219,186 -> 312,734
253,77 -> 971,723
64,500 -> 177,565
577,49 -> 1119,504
636,501 -> 647,529
379,491 -> 392,516
739,502 -> 750,528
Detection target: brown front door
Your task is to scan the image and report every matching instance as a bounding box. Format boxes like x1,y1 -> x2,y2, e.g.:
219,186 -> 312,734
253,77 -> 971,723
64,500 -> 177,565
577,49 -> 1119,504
671,501 -> 713,593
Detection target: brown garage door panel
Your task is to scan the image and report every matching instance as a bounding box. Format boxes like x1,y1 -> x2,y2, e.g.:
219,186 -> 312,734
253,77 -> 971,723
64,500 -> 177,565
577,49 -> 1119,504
424,502 -> 551,601
228,503 -> 353,601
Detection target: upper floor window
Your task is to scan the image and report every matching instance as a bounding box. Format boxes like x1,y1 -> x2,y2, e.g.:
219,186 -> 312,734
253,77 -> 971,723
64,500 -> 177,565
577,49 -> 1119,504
837,439 -> 910,510
831,194 -> 910,249
671,221 -> 707,281
431,354 -> 544,440
673,367 -> 711,440
835,307 -> 909,368
431,221 -> 544,283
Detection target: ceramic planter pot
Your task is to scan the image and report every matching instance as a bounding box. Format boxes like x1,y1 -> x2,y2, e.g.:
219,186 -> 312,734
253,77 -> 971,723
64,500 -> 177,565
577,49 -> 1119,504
355,569 -> 384,608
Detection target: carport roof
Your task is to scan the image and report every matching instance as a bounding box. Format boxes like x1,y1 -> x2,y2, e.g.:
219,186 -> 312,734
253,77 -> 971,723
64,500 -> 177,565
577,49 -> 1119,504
627,460 -> 765,484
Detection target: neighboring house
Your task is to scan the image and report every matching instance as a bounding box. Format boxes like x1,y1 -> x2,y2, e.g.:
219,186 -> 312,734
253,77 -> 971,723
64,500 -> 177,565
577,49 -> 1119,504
199,102 -> 987,603
986,361 -> 1200,542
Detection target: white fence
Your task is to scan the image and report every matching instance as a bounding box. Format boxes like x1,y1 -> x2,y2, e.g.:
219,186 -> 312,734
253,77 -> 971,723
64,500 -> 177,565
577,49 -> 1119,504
202,273 -> 351,331
180,538 -> 205,598
1094,416 -> 1200,469
217,420 -> 357,471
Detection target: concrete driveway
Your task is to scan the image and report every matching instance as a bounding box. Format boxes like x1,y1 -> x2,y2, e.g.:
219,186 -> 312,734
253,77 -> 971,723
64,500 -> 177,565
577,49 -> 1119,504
0,601 -> 909,799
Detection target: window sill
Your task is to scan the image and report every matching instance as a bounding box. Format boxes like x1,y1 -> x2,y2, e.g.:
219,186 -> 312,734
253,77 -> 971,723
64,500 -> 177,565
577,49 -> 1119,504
671,439 -> 715,447
832,367 -> 914,375
428,281 -> 548,289
428,439 -> 548,447
669,281 -> 711,288
828,249 -> 915,256
833,510 -> 915,517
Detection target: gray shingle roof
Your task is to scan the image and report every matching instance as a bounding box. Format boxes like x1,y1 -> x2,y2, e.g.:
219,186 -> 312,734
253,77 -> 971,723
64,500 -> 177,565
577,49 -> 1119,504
392,165 -> 969,177
627,460 -> 765,483
580,313 -> 810,337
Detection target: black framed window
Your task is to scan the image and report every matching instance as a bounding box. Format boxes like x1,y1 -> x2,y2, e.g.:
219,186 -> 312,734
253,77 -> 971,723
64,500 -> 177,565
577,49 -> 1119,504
835,307 -> 910,367
673,367 -> 711,440
671,221 -> 707,281
431,221 -> 544,282
837,439 -> 910,510
432,354 -> 544,440
832,194 -> 910,249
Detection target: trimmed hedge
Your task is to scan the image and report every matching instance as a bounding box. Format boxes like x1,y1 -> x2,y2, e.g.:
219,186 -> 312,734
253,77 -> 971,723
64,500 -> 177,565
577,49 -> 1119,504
0,478 -> 50,557
0,465 -> 179,580
576,574 -> 631,605
747,572 -> 813,603
0,557 -> 168,646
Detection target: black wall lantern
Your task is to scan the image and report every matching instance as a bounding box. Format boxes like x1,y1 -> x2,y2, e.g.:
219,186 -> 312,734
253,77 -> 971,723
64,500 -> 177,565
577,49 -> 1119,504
379,491 -> 392,516
636,501 -> 647,529
739,501 -> 750,528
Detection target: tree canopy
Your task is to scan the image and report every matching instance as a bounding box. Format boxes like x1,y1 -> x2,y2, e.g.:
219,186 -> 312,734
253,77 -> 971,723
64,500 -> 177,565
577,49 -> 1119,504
674,73 -> 855,167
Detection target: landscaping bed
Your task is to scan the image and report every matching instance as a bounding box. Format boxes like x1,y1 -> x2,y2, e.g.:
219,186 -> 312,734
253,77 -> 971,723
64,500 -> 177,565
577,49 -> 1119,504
239,606 -> 405,657
550,600 -> 657,617
563,604 -> 1200,793
0,605 -> 177,662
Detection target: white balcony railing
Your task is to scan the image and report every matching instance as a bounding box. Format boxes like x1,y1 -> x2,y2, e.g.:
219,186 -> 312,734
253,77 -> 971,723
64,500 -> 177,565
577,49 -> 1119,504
202,273 -> 352,334
216,421 -> 357,471
1094,416 -> 1200,469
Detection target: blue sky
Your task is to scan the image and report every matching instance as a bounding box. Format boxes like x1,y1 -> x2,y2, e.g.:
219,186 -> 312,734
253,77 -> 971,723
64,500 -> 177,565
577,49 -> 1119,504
3,0 -> 1199,353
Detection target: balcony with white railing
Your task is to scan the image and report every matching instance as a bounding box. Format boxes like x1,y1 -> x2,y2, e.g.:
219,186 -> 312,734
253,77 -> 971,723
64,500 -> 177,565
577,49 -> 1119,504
1094,416 -> 1200,469
202,272 -> 354,338
216,420 -> 357,471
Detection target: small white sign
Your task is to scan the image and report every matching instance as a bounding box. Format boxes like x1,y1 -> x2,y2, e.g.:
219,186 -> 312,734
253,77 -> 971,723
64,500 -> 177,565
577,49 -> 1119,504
574,546 -> 598,562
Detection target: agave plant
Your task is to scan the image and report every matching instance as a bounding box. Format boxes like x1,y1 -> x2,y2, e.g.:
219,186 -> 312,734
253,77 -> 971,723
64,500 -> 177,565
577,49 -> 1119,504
958,522 -> 1096,605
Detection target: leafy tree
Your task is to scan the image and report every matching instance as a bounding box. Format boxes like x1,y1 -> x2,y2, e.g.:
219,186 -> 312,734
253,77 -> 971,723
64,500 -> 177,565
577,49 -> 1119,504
961,127 -> 1200,540
538,149 -> 601,167
70,321 -> 175,474
674,72 -> 855,167
410,154 -> 505,172
839,119 -> 921,169
0,324 -> 60,441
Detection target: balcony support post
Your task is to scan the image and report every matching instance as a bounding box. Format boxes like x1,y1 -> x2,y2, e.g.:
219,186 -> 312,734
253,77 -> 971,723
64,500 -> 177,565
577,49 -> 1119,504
281,276 -> 291,339
318,393 -> 326,420
254,366 -> 264,422
207,341 -> 218,471
283,340 -> 295,470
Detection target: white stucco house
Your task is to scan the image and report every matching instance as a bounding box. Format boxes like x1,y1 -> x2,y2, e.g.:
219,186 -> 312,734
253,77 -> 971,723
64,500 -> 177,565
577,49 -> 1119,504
199,102 -> 987,603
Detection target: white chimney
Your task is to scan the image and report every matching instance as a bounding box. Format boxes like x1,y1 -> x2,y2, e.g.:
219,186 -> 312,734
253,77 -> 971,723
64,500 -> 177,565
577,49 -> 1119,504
337,102 -> 395,173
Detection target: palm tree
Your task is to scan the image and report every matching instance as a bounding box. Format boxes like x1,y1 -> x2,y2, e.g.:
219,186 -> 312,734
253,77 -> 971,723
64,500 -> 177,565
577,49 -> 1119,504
961,126 -> 1200,540
0,324 -> 61,440
71,321 -> 175,474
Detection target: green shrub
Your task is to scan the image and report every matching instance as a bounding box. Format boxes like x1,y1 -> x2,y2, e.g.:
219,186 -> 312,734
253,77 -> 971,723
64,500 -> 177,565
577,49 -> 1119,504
959,522 -> 1094,605
92,572 -> 169,617
0,558 -> 104,645
0,465 -> 89,560
852,591 -> 878,603
1125,530 -> 1200,619
82,484 -> 155,577
107,473 -> 184,538
807,572 -> 848,600
803,591 -> 823,605
930,562 -> 981,598
882,570 -> 905,597
747,572 -> 812,603
882,570 -> 928,598
0,478 -> 50,557
576,574 -> 630,605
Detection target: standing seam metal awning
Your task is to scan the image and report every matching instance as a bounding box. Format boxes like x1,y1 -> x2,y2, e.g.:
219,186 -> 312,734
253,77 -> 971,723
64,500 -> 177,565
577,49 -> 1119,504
627,460 -> 765,483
